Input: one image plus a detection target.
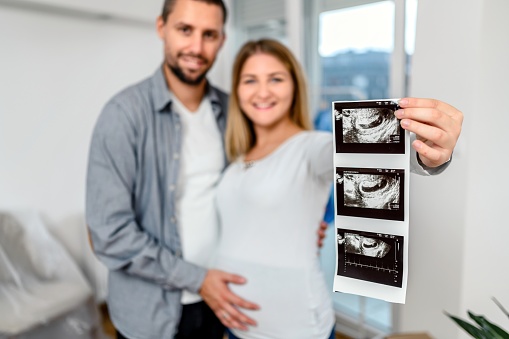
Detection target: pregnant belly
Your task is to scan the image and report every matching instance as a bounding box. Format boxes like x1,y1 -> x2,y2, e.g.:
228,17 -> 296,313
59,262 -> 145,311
215,256 -> 332,339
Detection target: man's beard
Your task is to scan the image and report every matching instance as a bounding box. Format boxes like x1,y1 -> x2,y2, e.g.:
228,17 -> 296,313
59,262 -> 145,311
167,57 -> 209,86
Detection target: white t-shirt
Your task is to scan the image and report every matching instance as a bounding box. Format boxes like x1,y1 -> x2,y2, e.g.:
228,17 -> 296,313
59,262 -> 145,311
172,95 -> 224,304
215,131 -> 335,339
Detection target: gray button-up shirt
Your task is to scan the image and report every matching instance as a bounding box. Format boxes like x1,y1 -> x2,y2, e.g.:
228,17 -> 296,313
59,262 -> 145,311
86,66 -> 228,339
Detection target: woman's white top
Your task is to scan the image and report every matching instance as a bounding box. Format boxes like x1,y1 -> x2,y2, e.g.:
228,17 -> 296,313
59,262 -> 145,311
215,131 -> 335,339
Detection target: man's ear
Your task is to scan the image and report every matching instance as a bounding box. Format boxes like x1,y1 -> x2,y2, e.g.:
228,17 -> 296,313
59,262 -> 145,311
156,16 -> 166,40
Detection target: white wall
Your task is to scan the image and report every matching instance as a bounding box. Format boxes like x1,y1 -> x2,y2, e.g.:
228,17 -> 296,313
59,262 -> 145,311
0,6 -> 159,224
396,0 -> 509,338
11,0 -> 162,22
461,0 -> 509,333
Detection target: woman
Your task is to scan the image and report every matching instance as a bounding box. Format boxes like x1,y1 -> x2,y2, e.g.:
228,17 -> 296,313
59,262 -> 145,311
214,39 -> 335,339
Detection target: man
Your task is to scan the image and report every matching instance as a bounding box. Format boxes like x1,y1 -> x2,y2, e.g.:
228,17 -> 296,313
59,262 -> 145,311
86,0 -> 463,338
87,1 -> 254,338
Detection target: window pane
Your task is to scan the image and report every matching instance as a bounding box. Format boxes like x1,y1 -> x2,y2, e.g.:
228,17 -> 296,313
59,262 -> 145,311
405,0 -> 418,55
319,2 -> 394,56
318,1 -> 394,106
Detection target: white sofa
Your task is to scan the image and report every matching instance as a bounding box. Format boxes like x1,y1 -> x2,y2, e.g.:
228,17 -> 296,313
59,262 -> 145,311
0,210 -> 108,339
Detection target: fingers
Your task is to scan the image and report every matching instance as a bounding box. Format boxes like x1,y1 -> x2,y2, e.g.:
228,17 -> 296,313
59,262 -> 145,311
200,270 -> 259,331
396,107 -> 457,146
219,303 -> 251,330
399,97 -> 463,121
412,139 -> 446,167
215,285 -> 259,330
399,117 -> 452,166
317,221 -> 328,248
399,115 -> 453,149
223,272 -> 246,285
319,221 -> 328,232
220,296 -> 257,329
227,289 -> 260,311
395,97 -> 463,167
398,97 -> 463,129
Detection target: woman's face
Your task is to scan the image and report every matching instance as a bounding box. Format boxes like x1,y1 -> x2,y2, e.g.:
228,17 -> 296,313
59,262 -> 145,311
237,53 -> 294,129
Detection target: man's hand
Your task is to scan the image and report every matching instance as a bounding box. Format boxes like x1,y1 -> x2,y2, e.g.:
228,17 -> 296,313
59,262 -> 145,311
199,269 -> 259,330
317,221 -> 328,248
396,98 -> 463,168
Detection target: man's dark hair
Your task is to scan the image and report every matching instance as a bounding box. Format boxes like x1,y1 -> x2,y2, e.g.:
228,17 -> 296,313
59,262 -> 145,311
161,0 -> 227,24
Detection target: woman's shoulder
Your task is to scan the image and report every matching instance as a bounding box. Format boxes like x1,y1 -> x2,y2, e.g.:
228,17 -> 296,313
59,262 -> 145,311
294,130 -> 332,146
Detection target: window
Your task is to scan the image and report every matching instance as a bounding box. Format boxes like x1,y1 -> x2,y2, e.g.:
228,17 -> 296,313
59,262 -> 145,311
319,2 -> 394,101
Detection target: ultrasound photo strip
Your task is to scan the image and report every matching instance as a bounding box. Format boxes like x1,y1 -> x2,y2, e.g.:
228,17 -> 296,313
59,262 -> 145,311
334,100 -> 405,154
336,167 -> 405,221
336,228 -> 404,288
332,99 -> 410,303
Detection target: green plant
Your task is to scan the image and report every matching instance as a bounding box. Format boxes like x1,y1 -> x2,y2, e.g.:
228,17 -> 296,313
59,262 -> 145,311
445,297 -> 509,339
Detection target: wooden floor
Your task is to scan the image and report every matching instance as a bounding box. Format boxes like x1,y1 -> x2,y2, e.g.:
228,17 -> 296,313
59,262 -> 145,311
99,303 -> 115,338
100,303 -> 353,339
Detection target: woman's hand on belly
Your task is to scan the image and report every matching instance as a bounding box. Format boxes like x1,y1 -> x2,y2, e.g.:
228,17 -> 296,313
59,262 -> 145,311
199,269 -> 261,330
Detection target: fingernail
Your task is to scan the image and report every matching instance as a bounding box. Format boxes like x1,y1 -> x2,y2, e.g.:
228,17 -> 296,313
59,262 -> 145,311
398,99 -> 408,106
395,109 -> 404,118
401,119 -> 410,128
413,140 -> 422,149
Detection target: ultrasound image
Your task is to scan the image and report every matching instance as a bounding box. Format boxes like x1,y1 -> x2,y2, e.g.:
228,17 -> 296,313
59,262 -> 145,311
337,229 -> 404,287
341,108 -> 399,144
336,168 -> 405,221
344,173 -> 400,210
337,233 -> 391,258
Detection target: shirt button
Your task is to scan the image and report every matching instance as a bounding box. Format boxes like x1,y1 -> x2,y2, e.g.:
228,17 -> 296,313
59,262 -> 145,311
175,250 -> 182,258
174,153 -> 180,159
169,185 -> 176,191
171,216 -> 176,223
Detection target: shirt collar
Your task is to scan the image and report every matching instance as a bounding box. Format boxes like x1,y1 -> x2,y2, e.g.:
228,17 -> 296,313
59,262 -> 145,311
151,65 -> 223,117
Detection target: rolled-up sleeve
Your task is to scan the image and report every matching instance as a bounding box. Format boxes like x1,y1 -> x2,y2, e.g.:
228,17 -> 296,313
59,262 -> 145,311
85,102 -> 206,293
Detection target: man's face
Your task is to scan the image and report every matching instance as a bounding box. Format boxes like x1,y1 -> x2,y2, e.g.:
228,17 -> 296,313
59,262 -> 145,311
157,0 -> 225,85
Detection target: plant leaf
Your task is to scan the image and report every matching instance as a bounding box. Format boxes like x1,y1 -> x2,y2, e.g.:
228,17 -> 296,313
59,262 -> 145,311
468,311 -> 509,339
445,312 -> 489,339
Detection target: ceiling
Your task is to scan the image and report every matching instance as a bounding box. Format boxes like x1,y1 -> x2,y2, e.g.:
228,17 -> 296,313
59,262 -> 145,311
0,0 -> 163,25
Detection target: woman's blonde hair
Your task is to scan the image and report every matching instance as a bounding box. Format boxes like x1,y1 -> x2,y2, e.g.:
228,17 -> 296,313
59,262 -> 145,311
225,38 -> 311,161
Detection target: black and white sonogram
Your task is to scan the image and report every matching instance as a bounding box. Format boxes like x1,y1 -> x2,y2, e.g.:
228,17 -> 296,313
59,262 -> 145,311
336,229 -> 403,287
336,167 -> 404,221
334,100 -> 405,154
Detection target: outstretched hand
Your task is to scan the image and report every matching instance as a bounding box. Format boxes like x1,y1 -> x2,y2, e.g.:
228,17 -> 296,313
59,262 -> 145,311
199,269 -> 260,331
396,98 -> 463,168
